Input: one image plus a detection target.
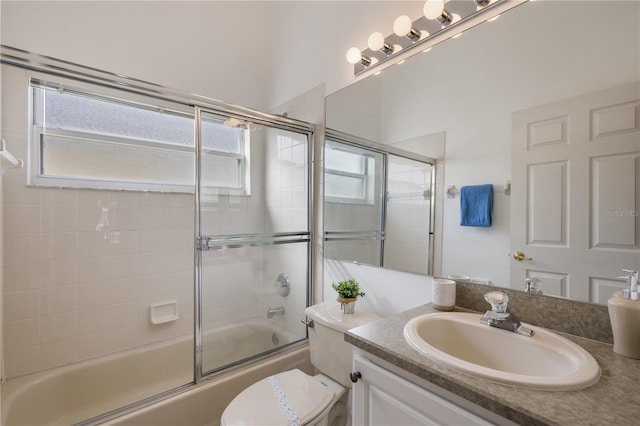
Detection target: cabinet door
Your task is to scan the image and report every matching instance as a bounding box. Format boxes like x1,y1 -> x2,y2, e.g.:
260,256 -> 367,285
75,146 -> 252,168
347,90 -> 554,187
352,355 -> 494,426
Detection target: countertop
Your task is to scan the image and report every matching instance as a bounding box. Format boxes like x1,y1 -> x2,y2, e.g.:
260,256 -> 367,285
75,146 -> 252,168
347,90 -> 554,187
345,303 -> 640,426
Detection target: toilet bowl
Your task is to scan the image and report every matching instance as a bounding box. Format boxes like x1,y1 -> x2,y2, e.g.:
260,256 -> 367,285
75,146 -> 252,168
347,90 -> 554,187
221,301 -> 380,426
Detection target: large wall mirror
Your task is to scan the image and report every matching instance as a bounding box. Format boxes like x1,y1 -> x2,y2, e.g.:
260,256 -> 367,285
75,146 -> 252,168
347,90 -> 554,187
325,0 -> 639,304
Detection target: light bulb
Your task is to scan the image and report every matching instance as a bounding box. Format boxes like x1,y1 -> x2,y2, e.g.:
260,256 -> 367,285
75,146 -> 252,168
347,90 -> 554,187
424,0 -> 445,20
367,32 -> 386,51
393,15 -> 412,37
346,47 -> 362,65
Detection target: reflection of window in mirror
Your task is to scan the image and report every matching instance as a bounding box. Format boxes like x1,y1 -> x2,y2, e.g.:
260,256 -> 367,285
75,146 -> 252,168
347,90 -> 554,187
325,142 -> 376,205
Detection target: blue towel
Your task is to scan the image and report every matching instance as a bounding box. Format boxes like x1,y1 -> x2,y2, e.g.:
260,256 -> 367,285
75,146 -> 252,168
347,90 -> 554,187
460,184 -> 493,227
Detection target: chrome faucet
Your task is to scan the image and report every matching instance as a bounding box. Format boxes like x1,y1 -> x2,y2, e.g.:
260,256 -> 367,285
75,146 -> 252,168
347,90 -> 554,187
480,291 -> 534,337
267,306 -> 285,318
523,277 -> 543,294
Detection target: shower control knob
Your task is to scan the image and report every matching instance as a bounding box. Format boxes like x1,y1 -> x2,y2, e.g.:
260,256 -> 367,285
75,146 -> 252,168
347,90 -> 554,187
350,371 -> 362,383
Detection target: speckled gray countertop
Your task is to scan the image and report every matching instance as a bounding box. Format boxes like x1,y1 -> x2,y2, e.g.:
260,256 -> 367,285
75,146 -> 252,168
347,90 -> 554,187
345,303 -> 640,426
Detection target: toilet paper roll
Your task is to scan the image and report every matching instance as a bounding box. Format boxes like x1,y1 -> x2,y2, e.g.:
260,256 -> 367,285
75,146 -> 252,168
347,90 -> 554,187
432,278 -> 456,311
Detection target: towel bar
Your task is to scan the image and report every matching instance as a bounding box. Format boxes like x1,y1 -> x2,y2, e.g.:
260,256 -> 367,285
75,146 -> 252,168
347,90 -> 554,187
0,138 -> 24,169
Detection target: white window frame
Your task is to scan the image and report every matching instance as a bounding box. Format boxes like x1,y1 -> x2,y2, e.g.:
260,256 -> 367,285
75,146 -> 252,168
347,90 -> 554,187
28,73 -> 250,194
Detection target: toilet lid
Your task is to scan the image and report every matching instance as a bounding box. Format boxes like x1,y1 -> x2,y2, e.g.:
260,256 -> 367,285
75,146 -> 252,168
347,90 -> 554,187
221,369 -> 335,426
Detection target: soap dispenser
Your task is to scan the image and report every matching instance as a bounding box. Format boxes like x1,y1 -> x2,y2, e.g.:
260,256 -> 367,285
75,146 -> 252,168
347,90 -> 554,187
608,269 -> 640,359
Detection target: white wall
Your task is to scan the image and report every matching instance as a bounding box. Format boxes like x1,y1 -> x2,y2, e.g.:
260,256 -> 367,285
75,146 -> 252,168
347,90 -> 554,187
0,1 -> 271,110
0,1 -> 419,111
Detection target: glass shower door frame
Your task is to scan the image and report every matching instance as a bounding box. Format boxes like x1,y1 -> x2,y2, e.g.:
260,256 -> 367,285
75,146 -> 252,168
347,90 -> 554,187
193,106 -> 315,382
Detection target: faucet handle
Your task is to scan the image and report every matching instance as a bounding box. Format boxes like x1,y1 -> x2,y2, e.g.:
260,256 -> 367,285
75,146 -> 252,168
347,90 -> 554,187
524,278 -> 542,294
484,290 -> 509,313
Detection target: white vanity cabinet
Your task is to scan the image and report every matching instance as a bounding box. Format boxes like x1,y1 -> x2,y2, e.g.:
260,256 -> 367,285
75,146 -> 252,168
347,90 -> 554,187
352,353 -> 513,426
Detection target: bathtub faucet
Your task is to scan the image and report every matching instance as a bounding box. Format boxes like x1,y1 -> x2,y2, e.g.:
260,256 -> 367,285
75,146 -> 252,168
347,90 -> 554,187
267,306 -> 285,318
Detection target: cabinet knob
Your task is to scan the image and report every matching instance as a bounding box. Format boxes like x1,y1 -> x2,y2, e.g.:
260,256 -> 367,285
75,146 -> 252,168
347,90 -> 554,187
350,371 -> 362,383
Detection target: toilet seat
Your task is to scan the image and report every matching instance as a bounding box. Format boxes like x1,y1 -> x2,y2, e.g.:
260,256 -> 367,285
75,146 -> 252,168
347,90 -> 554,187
221,369 -> 336,426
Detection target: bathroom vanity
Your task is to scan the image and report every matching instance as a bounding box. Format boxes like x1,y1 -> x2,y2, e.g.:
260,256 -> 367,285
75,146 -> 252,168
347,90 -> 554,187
346,303 -> 640,425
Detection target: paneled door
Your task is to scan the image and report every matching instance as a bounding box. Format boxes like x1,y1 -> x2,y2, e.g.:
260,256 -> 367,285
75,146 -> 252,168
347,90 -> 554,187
511,82 -> 640,302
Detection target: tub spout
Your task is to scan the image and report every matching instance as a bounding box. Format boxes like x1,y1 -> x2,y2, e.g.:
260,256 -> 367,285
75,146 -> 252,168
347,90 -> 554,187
267,306 -> 285,318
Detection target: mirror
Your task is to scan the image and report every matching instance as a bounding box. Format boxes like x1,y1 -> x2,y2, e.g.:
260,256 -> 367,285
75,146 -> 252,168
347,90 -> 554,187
325,0 -> 640,303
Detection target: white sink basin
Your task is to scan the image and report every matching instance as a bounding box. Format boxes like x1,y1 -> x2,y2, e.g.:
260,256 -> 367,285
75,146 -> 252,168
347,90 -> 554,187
403,312 -> 600,390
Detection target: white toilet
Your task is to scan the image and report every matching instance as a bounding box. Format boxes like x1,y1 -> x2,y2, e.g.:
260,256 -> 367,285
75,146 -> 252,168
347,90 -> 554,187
221,301 -> 380,426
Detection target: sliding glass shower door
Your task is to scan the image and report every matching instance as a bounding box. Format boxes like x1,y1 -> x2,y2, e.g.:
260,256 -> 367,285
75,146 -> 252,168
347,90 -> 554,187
195,108 -> 312,377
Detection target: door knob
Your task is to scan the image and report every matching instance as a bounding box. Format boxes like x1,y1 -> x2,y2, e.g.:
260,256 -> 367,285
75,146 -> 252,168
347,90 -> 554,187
513,251 -> 532,261
350,371 -> 362,383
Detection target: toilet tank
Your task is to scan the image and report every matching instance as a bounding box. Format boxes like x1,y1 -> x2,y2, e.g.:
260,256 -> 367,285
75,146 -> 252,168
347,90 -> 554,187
304,301 -> 380,388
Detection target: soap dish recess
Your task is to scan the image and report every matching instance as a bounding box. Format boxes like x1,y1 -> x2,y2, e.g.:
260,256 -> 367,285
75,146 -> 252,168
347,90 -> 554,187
150,301 -> 179,324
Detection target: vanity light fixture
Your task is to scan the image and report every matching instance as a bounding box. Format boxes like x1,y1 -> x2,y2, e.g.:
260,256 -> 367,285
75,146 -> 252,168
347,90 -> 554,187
345,0 -> 528,77
346,47 -> 371,66
367,32 -> 394,55
474,0 -> 491,7
424,0 -> 453,26
393,15 -> 422,41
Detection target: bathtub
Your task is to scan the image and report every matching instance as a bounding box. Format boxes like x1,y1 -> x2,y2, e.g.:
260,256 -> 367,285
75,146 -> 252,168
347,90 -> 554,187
1,321 -> 312,426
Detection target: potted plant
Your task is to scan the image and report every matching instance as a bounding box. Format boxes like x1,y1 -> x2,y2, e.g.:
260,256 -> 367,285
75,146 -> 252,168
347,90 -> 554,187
331,278 -> 365,314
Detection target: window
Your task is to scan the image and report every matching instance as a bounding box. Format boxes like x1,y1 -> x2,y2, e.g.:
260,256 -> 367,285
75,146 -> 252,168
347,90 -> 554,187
30,76 -> 249,193
324,139 -> 377,204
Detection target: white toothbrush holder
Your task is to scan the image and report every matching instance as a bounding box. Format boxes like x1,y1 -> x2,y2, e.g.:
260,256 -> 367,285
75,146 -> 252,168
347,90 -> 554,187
432,278 -> 456,311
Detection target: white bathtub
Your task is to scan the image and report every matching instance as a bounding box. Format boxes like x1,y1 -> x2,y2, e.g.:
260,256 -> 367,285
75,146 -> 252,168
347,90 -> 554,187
1,321 -> 312,426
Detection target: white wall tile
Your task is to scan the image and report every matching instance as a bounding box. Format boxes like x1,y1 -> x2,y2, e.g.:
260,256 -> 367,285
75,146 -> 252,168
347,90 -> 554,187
4,233 -> 42,262
4,290 -> 40,321
41,188 -> 77,206
164,193 -> 192,208
3,261 -> 41,291
3,346 -> 40,378
3,318 -> 40,350
77,331 -> 110,360
108,230 -> 138,255
41,338 -> 77,369
109,302 -> 138,329
77,281 -> 109,308
109,254 -> 138,280
164,207 -> 191,230
40,312 -> 77,342
77,190 -> 108,207
109,206 -> 138,230
109,191 -> 139,207
109,278 -> 138,304
77,257 -> 110,284
138,252 -> 164,277
41,258 -> 77,287
164,250 -> 193,273
41,205 -> 77,232
109,325 -> 139,352
40,285 -> 77,315
138,230 -> 164,253
77,306 -> 109,335
165,271 -> 193,295
164,229 -> 192,251
77,231 -> 110,258
4,175 -> 40,205
41,232 -> 77,259
77,206 -> 107,231
138,206 -> 164,230
139,192 -> 163,207
139,275 -> 166,299
4,205 -> 40,233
